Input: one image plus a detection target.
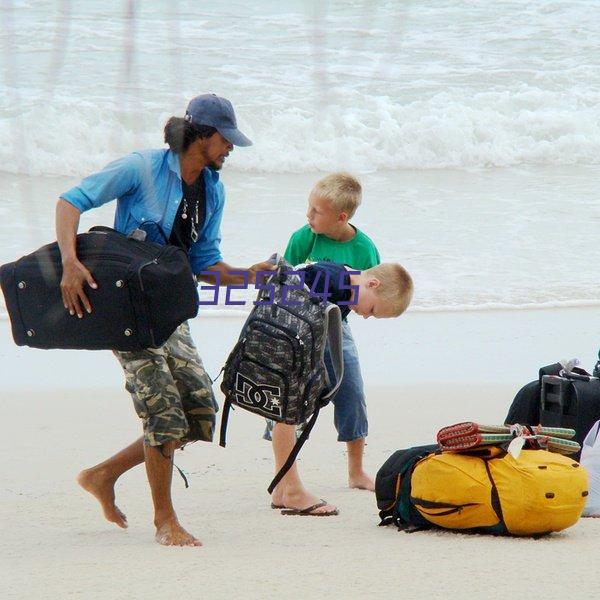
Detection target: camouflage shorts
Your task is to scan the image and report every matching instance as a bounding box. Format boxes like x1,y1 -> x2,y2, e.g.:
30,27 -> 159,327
114,321 -> 218,446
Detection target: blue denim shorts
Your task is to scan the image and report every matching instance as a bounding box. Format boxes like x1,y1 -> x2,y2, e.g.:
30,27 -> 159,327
263,320 -> 368,442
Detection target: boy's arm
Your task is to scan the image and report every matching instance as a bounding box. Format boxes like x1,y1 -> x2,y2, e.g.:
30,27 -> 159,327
358,234 -> 381,269
373,244 -> 381,267
283,226 -> 314,265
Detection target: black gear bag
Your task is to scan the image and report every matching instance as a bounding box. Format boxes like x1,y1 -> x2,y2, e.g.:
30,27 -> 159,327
0,226 -> 199,351
505,362 -> 600,459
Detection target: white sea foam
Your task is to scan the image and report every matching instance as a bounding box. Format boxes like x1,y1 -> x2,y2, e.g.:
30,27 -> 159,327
1,85 -> 599,177
1,1 -> 599,176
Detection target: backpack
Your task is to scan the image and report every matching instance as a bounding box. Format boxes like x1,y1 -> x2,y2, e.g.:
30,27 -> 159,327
0,226 -> 199,351
219,256 -> 344,493
376,446 -> 588,536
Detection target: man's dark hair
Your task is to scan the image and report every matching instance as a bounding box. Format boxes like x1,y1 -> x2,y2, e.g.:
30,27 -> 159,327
163,117 -> 218,152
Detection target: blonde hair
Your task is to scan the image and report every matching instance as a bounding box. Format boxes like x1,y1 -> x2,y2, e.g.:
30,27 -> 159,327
312,172 -> 362,218
364,263 -> 414,317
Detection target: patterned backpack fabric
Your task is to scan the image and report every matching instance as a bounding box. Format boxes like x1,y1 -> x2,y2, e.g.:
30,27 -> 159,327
219,256 -> 343,492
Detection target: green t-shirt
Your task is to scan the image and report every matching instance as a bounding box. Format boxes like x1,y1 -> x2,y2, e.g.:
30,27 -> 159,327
283,224 -> 381,270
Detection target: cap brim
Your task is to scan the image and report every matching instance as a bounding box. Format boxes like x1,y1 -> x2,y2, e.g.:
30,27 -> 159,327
218,127 -> 253,147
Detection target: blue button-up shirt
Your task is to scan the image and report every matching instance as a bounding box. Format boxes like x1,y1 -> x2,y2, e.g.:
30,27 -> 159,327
60,148 -> 224,275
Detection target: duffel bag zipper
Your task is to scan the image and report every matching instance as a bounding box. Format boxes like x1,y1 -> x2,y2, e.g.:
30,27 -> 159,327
79,253 -> 137,265
136,257 -> 160,292
88,230 -> 162,258
127,255 -> 165,348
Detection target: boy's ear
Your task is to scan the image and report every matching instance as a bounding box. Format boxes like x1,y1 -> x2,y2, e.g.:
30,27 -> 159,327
337,211 -> 349,223
366,277 -> 381,289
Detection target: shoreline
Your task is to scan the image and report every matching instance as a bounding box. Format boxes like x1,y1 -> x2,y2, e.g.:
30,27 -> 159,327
3,304 -> 600,392
5,298 -> 600,323
2,164 -> 600,313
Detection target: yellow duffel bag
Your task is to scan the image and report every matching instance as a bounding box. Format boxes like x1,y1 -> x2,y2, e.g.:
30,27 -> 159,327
377,446 -> 589,536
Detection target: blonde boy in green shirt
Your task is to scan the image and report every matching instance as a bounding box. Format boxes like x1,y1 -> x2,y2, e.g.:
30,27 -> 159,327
268,173 -> 383,514
285,174 -> 380,271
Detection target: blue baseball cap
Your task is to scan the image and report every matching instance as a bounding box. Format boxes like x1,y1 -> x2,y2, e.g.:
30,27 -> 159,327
184,94 -> 252,147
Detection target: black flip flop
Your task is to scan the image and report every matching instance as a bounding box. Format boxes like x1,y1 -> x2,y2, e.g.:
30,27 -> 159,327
280,499 -> 339,517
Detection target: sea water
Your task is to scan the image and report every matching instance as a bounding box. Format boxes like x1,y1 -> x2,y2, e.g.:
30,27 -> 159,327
0,0 -> 599,316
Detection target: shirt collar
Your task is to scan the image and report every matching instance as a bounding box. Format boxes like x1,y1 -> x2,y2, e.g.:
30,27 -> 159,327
168,150 -> 220,183
167,150 -> 181,178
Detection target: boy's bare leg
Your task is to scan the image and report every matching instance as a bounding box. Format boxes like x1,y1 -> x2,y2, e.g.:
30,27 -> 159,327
270,423 -> 337,514
77,436 -> 146,528
347,438 -> 375,491
145,440 -> 201,547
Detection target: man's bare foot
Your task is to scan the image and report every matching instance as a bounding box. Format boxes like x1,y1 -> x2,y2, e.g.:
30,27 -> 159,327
77,468 -> 128,528
273,487 -> 338,515
349,472 -> 375,491
155,516 -> 202,547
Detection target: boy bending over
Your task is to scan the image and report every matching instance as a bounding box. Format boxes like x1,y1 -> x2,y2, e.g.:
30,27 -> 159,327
269,259 -> 413,516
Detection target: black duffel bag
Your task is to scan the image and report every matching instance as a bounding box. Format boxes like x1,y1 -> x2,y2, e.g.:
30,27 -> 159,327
505,363 -> 562,426
505,362 -> 600,460
539,373 -> 600,452
0,226 -> 199,351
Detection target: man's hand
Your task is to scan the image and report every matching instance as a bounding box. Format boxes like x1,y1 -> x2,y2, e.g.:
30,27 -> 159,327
60,258 -> 98,318
248,260 -> 277,284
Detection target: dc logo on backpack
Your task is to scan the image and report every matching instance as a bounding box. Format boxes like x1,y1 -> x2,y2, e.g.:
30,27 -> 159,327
234,373 -> 283,418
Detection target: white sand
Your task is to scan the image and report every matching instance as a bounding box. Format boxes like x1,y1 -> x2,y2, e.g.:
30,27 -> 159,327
2,308 -> 600,599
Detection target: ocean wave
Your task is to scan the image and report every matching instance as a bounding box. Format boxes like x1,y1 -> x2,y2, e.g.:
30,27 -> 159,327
1,87 -> 599,177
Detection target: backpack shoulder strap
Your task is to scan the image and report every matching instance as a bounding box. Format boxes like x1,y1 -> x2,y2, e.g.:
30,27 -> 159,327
380,445 -> 438,528
321,303 -> 344,402
266,302 -> 344,495
266,405 -> 322,495
218,397 -> 232,448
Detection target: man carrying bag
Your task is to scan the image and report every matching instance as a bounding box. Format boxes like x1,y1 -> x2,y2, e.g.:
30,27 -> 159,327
56,94 -> 272,547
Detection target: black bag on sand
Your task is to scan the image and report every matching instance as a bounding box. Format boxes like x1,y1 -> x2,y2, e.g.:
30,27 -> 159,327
540,374 -> 600,451
0,226 -> 199,351
505,363 -> 561,425
505,363 -> 600,459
